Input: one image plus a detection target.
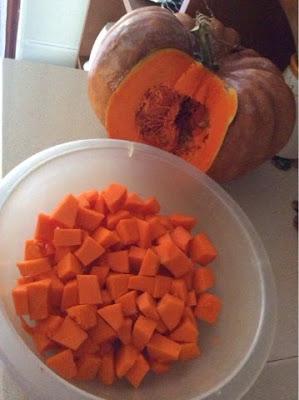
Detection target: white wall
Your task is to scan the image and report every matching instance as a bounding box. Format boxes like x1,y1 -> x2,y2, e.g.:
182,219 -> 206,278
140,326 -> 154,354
16,0 -> 90,67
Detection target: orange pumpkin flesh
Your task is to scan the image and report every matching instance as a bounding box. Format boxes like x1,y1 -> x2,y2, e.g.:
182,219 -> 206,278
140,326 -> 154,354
106,49 -> 237,172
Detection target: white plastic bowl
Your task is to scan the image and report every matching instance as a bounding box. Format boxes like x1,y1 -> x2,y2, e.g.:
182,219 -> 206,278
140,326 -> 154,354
0,139 -> 276,400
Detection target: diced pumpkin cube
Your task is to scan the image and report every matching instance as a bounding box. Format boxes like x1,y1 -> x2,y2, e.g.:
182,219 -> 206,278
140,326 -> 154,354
116,290 -> 137,316
115,344 -> 139,378
107,250 -> 130,273
179,342 -> 200,360
67,304 -> 97,330
137,292 -> 159,321
128,276 -> 155,296
155,239 -> 192,278
93,227 -> 120,248
46,349 -> 77,379
61,279 -> 79,311
157,293 -> 184,331
53,228 -> 82,247
76,354 -> 101,381
89,317 -> 117,344
193,266 -> 215,293
52,194 -> 79,228
103,183 -> 127,213
52,316 -> 88,351
27,279 -> 51,320
116,218 -> 139,246
97,303 -> 124,332
126,354 -> 150,388
147,333 -> 180,362
77,275 -> 102,305
139,248 -> 160,276
57,252 -> 82,281
12,285 -> 29,315
98,348 -> 115,385
190,233 -> 217,265
76,207 -> 104,232
106,274 -> 130,300
169,318 -> 198,343
132,315 -> 157,350
194,293 -> 222,324
74,236 -> 105,266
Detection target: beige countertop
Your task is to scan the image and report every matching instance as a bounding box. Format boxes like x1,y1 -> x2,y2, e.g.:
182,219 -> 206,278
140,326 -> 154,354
0,58 -> 297,399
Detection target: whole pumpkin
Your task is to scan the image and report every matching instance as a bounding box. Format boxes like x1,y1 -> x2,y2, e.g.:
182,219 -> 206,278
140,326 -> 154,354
88,7 -> 295,182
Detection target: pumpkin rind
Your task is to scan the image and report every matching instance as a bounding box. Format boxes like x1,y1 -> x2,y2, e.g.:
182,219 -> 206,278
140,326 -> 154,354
209,49 -> 296,181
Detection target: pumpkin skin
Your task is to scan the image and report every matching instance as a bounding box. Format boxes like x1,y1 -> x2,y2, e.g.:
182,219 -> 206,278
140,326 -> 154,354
88,8 -> 295,182
210,48 -> 295,181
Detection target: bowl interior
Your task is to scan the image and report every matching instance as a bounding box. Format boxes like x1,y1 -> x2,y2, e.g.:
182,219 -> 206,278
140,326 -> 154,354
0,141 -> 264,400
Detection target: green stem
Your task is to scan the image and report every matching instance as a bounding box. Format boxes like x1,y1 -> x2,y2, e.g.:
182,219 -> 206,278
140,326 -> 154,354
191,12 -> 218,71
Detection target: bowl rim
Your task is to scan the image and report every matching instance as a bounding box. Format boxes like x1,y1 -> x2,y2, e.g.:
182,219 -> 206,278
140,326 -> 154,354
0,139 -> 277,400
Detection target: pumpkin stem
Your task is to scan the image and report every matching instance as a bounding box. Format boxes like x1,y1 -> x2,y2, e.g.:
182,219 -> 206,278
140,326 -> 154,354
149,0 -> 181,12
191,12 -> 218,71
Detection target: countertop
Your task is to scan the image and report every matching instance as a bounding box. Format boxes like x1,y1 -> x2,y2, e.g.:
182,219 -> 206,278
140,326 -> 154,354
0,58 -> 298,399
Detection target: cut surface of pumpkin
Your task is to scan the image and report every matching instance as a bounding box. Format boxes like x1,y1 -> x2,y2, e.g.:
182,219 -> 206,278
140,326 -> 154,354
106,49 -> 237,172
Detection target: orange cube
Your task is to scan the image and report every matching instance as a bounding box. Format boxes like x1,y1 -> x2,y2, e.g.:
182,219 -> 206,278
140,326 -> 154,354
17,257 -> 51,277
56,252 -> 82,281
115,344 -> 139,378
194,293 -> 222,324
132,315 -> 156,350
155,239 -> 192,278
147,333 -> 180,362
190,233 -> 217,265
157,293 -> 184,331
98,348 -> 115,385
77,275 -> 102,305
116,218 -> 139,246
89,317 -> 117,345
53,228 -> 82,247
193,266 -> 215,294
52,316 -> 88,350
67,304 -> 97,330
97,303 -> 124,332
27,279 -> 51,320
61,279 -> 79,311
52,194 -> 79,228
153,275 -> 173,299
89,266 -> 110,287
12,286 -> 29,315
116,290 -> 137,316
179,342 -> 200,360
93,227 -> 120,248
76,206 -> 104,232
126,354 -> 150,388
107,250 -> 130,273
106,274 -> 130,300
128,276 -> 155,296
102,183 -> 127,213
24,239 -> 45,260
76,353 -> 102,381
75,236 -> 105,266
139,248 -> 160,276
136,219 -> 151,249
46,349 -> 77,379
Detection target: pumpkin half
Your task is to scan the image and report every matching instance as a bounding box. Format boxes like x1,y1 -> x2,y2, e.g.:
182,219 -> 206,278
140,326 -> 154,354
88,7 -> 295,182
